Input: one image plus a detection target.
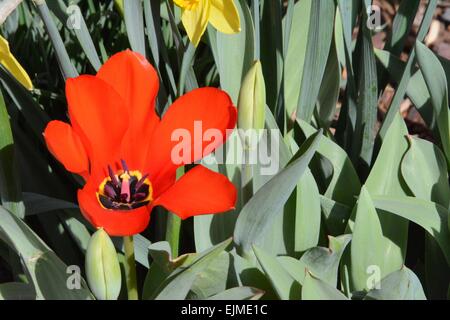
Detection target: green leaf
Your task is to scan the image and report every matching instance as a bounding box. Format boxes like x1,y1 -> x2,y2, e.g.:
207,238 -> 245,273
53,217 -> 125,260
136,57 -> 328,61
0,64 -> 49,139
283,0 -> 311,117
207,287 -> 264,300
384,0 -> 420,56
253,245 -> 301,300
415,41 -> 450,168
400,137 -> 450,299
320,196 -> 352,236
234,130 -> 322,255
0,87 -> 24,218
364,267 -> 426,300
124,0 -> 146,56
46,0 -> 102,71
188,251 -> 229,299
401,138 -> 450,207
277,236 -> 351,289
379,0 -> 438,137
353,17 -> 377,170
294,169 -> 321,252
0,282 -> 35,300
302,272 -> 348,300
317,36 -> 340,128
364,113 -> 409,275
154,238 -> 232,300
296,0 -> 335,122
346,187 -> 385,292
372,196 -> 450,265
33,0 -> 78,79
22,193 -> 77,216
296,119 -> 360,207
216,0 -> 254,103
260,0 -> 283,116
0,206 -> 92,299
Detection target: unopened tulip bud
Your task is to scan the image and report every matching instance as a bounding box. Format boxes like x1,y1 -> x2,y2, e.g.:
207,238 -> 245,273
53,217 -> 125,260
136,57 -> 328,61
85,228 -> 121,300
237,61 -> 266,148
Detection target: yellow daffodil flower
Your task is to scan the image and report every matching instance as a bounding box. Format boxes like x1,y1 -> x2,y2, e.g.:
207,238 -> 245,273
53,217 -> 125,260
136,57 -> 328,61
0,35 -> 33,90
174,0 -> 241,47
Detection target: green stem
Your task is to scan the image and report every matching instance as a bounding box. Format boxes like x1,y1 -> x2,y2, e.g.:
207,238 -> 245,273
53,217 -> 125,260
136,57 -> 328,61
242,149 -> 254,205
166,213 -> 181,258
123,236 -> 138,300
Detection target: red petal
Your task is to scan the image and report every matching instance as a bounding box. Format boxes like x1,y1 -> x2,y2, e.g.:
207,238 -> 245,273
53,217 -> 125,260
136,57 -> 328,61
97,50 -> 160,169
153,165 -> 237,219
146,87 -> 236,181
78,180 -> 150,236
66,75 -> 129,172
44,120 -> 89,177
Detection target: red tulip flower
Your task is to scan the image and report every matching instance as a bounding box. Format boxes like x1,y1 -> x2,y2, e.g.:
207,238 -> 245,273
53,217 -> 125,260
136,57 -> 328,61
44,50 -> 237,236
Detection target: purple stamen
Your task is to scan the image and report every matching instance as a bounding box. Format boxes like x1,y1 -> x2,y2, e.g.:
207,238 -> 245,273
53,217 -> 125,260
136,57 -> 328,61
133,192 -> 147,201
108,165 -> 119,186
104,184 -> 117,198
121,159 -> 129,173
134,174 -> 149,192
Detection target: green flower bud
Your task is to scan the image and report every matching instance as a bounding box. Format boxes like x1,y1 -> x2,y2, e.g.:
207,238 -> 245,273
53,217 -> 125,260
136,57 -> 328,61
237,60 -> 266,132
85,228 -> 121,300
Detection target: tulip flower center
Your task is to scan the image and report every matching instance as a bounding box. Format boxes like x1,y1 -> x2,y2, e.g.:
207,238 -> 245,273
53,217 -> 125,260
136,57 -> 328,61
173,0 -> 200,10
97,160 -> 152,210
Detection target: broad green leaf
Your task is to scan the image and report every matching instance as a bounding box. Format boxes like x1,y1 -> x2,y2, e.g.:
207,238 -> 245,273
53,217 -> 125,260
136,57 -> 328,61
234,130 -> 322,255
302,272 -> 348,300
346,187 -> 385,292
415,41 -> 450,168
229,249 -> 278,300
124,0 -> 146,56
296,119 -> 360,207
253,245 -> 301,300
142,241 -> 188,300
320,196 -> 352,236
296,0 -> 335,122
372,196 -> 450,265
260,0 -> 283,115
278,234 -> 351,287
22,193 -> 77,216
401,138 -> 450,207
207,287 -> 264,300
155,238 -> 232,300
188,251 -> 229,299
353,18 -> 377,170
365,113 -> 409,276
0,86 -> 24,218
216,0 -> 254,103
295,170 -> 321,252
283,0 -> 311,117
364,267 -> 426,300
0,282 -> 35,300
317,36 -> 340,128
0,206 -> 92,299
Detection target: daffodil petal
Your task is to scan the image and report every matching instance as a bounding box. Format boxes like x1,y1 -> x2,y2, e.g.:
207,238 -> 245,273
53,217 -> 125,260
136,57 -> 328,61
0,36 -> 33,90
209,0 -> 241,34
181,0 -> 210,47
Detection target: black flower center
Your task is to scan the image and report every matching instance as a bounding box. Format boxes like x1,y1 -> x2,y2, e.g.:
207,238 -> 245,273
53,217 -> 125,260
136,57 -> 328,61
97,160 -> 152,210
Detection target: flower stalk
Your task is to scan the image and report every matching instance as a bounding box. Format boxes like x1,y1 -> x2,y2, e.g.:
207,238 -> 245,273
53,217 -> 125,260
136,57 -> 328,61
123,236 -> 138,300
